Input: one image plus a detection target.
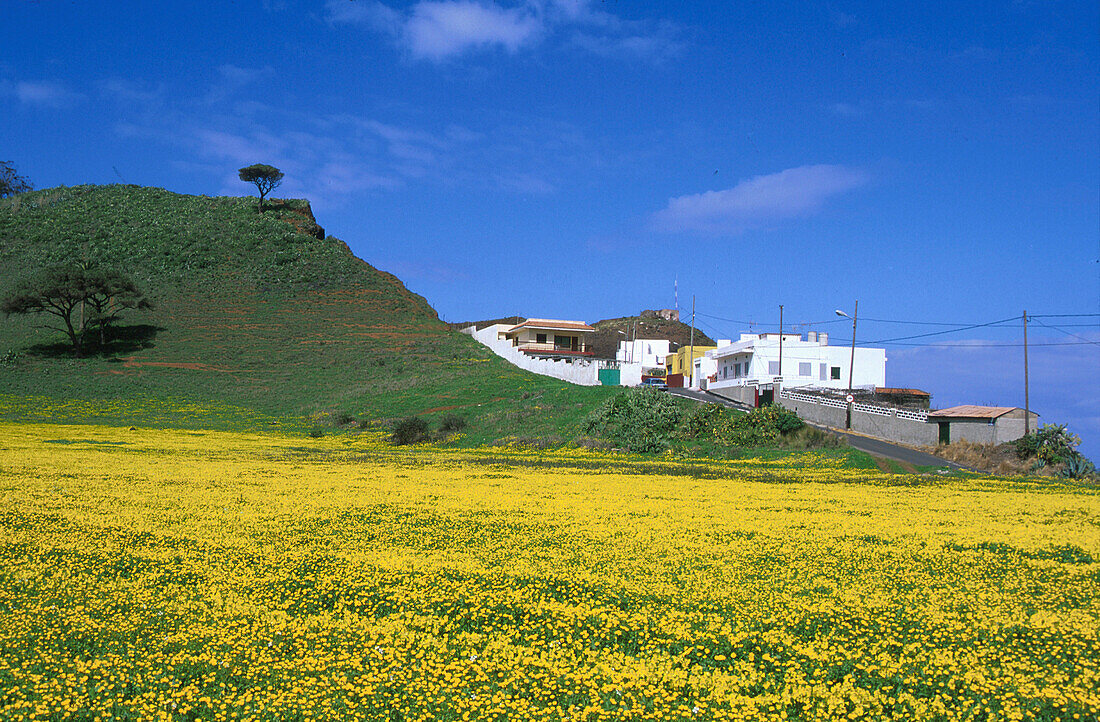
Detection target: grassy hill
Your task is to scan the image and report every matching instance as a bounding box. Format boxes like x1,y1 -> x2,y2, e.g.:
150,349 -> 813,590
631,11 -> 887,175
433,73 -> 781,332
589,315 -> 717,360
0,185 -> 614,440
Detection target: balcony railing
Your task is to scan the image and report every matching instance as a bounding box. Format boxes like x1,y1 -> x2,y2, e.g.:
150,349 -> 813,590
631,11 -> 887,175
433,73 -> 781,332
516,342 -> 593,356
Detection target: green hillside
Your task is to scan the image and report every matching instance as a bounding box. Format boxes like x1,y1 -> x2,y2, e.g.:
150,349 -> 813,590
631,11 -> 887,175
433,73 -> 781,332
0,185 -> 614,439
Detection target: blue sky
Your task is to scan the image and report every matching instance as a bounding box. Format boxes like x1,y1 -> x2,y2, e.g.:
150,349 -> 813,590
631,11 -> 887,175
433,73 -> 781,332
4,1 -> 1099,455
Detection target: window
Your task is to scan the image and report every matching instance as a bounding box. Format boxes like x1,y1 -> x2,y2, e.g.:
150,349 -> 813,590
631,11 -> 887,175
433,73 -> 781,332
554,335 -> 573,350
798,362 -> 811,377
768,360 -> 780,375
820,363 -> 827,381
831,366 -> 841,380
536,333 -> 547,344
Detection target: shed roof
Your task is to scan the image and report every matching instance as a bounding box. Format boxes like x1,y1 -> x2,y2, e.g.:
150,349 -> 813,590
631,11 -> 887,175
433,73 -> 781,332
927,405 -> 1022,419
875,387 -> 931,397
505,318 -> 595,334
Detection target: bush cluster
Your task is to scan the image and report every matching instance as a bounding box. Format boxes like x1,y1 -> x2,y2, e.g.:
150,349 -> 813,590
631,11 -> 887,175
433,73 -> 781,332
1014,424 -> 1096,479
582,388 -> 682,453
582,389 -> 805,453
389,414 -> 467,446
683,401 -> 804,447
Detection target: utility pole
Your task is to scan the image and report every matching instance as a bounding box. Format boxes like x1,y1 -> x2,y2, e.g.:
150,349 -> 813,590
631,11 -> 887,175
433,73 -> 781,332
688,295 -> 696,388
778,304 -> 784,380
836,301 -> 859,429
1024,310 -> 1030,436
846,300 -> 858,429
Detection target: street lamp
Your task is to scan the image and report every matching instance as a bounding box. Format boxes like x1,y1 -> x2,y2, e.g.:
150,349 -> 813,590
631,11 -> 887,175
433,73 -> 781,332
835,302 -> 858,429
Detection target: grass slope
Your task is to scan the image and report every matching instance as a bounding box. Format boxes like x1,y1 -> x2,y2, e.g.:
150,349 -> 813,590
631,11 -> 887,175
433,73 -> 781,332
0,185 -> 614,439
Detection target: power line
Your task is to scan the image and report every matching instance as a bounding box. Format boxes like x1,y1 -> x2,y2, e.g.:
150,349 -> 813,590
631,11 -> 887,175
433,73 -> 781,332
867,316 -> 1021,344
1031,318 -> 1100,347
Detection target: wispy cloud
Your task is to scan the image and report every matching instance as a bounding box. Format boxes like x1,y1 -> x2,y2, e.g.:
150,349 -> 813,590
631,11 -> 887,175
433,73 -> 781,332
406,1 -> 542,59
651,164 -> 868,235
326,0 -> 678,61
14,80 -> 85,108
827,102 -> 863,118
216,64 -> 273,86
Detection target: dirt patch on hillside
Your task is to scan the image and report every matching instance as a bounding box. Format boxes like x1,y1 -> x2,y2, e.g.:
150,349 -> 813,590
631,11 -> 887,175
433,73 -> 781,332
120,358 -> 236,373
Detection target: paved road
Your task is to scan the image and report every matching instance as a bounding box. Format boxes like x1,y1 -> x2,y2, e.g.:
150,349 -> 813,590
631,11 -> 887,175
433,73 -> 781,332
665,387 -> 968,470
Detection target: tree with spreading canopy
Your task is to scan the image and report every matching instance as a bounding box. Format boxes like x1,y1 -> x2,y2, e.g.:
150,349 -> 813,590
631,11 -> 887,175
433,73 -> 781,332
1,266 -> 150,355
238,164 -> 284,213
0,161 -> 33,198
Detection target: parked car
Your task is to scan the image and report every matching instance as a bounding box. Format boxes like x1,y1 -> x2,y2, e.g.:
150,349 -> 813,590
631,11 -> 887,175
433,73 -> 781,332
640,377 -> 668,390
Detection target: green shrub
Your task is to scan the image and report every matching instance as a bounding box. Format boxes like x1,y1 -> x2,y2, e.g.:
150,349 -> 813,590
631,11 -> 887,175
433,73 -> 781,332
778,425 -> 846,450
678,403 -> 727,439
1015,424 -> 1079,465
439,414 -> 466,433
390,416 -> 431,445
583,388 -> 682,453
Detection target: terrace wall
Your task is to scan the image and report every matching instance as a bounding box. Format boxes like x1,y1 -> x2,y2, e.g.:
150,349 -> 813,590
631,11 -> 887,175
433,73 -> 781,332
461,325 -> 599,386
777,390 -> 939,446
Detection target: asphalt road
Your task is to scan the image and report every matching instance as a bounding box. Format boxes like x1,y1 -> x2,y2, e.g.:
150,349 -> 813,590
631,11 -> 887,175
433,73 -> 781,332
664,387 -> 968,470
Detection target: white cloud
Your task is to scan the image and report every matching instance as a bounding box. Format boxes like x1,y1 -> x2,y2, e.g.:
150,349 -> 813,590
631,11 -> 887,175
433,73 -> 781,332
327,0 -> 677,61
828,102 -> 862,118
217,64 -> 272,85
652,164 -> 868,235
568,31 -> 680,61
326,0 -> 402,32
14,80 -> 84,108
405,1 -> 542,59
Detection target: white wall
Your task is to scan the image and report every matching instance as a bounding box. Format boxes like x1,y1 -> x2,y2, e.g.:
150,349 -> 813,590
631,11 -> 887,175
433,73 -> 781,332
709,334 -> 886,392
618,362 -> 644,386
462,325 -> 600,386
690,355 -> 718,390
616,339 -> 672,368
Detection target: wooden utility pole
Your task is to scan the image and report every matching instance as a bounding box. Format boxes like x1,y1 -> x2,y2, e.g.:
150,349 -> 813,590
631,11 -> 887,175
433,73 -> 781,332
846,300 -> 858,430
778,304 -> 784,380
1024,310 -> 1030,436
687,296 -> 696,388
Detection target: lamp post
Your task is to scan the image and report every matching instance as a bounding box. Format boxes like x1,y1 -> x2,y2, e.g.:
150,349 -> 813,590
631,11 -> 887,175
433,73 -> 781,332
835,301 -> 858,430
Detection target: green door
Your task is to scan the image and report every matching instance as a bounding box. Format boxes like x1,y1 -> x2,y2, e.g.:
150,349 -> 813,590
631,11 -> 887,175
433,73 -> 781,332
938,422 -> 950,445
598,368 -> 620,386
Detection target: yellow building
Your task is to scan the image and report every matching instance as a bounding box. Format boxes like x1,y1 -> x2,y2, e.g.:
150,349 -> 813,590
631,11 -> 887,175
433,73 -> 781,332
664,345 -> 714,388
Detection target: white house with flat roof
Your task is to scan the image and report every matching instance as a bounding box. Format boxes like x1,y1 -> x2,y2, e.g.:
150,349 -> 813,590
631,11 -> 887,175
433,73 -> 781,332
616,339 -> 672,368
707,332 -> 886,396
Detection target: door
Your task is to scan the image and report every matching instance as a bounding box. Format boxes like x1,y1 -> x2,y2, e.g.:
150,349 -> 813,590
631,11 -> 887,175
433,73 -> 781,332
598,368 -> 620,386
938,422 -> 950,445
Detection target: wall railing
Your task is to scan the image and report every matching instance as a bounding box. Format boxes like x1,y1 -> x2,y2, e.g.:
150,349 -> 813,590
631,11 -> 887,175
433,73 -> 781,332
780,390 -> 928,422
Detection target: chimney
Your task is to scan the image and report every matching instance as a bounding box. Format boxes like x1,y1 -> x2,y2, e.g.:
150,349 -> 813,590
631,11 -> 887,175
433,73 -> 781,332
818,333 -> 828,346
807,331 -> 817,343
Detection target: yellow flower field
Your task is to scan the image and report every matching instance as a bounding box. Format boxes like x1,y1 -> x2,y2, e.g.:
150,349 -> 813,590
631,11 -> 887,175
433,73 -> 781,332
0,421 -> 1097,721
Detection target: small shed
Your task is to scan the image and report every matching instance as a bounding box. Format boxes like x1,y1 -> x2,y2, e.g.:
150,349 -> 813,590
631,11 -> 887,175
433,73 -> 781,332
926,406 -> 1039,445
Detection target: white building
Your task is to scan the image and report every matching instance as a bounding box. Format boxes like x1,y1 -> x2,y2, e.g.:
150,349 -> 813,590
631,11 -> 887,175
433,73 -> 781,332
615,339 -> 672,368
707,332 -> 886,393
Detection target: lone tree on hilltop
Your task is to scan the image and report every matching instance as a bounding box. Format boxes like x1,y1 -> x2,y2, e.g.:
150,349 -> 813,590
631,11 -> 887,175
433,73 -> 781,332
1,266 -> 149,356
238,163 -> 284,213
0,161 -> 33,198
